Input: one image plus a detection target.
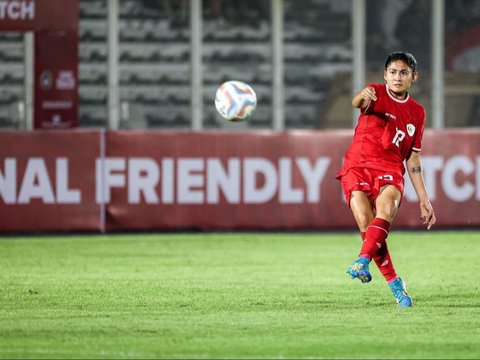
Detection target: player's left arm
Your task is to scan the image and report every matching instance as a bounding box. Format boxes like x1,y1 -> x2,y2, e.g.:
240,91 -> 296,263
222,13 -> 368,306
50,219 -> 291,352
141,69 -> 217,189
406,151 -> 436,229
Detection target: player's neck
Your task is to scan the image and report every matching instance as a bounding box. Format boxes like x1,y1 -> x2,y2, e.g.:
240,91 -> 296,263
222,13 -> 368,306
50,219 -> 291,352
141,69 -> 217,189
388,87 -> 407,100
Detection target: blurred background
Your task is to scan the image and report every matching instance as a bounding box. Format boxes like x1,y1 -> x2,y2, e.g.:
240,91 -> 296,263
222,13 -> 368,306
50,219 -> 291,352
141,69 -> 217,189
1,0 -> 480,232
0,0 -> 479,131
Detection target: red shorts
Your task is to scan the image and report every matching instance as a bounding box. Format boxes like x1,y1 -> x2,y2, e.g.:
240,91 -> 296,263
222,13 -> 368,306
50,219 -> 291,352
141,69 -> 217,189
337,167 -> 405,207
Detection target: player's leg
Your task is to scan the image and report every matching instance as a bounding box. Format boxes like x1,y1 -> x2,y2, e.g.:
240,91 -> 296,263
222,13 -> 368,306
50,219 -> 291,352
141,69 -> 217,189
373,240 -> 396,282
353,188 -> 397,284
371,185 -> 398,283
348,185 -> 400,283
371,240 -> 412,306
374,185 -> 412,307
350,190 -> 375,233
359,184 -> 400,260
346,191 -> 375,283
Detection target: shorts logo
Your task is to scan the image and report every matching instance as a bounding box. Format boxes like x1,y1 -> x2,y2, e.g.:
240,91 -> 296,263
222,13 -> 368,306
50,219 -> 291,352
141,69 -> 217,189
407,124 -> 415,136
378,174 -> 393,181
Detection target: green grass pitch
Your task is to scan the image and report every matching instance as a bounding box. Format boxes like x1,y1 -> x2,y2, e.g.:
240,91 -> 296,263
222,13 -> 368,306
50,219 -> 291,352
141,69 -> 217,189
0,231 -> 479,359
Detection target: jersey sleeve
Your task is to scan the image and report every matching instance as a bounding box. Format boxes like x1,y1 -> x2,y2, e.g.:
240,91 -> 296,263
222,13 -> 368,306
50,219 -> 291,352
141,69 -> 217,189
361,83 -> 385,115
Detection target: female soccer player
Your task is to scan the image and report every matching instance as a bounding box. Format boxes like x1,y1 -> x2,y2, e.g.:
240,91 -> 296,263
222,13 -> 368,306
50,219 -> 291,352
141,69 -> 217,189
336,52 -> 436,307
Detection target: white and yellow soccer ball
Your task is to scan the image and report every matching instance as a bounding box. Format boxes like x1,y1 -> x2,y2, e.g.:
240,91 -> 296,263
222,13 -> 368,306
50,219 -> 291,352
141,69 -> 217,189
214,80 -> 257,122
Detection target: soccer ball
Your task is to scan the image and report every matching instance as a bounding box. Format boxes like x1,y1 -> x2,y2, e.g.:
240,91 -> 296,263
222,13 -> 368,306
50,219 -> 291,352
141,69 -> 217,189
214,80 -> 257,122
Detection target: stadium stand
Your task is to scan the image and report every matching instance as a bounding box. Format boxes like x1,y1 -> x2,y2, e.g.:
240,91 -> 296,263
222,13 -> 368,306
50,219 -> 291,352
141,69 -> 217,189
78,0 -> 109,128
72,0 -> 351,130
0,0 -> 352,130
1,0 -> 476,130
0,32 -> 24,130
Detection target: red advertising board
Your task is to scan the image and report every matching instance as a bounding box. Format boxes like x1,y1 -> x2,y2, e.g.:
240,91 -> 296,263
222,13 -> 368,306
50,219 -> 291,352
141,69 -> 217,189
0,0 -> 79,129
0,129 -> 479,232
0,0 -> 78,31
0,130 -> 100,232
34,29 -> 78,129
102,130 -> 353,231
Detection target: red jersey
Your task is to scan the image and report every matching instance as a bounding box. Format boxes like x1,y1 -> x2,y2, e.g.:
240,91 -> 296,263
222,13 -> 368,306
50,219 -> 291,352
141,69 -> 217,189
337,83 -> 426,177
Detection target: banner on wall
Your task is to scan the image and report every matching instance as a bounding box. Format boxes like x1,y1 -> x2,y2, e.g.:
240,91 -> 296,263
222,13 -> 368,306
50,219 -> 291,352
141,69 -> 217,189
0,130 -> 100,231
34,29 -> 78,129
0,129 -> 479,232
0,0 -> 78,31
0,0 -> 79,129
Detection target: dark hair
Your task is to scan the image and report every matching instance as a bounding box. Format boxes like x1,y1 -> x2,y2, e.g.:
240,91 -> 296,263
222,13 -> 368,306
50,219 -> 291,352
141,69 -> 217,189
385,52 -> 418,73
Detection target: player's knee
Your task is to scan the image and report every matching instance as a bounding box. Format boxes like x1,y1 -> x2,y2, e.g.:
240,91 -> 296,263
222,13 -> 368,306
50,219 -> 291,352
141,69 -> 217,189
376,204 -> 397,221
356,213 -> 372,230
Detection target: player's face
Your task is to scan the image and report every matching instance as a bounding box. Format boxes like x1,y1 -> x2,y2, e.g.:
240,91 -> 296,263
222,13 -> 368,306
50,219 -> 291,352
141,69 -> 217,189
383,60 -> 417,99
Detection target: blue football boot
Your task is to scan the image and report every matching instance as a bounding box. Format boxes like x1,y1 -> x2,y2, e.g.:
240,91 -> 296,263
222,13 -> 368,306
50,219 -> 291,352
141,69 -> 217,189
389,277 -> 413,307
346,256 -> 372,283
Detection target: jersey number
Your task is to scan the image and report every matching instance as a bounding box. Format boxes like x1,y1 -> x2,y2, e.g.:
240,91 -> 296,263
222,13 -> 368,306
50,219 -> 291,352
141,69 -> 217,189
392,128 -> 405,147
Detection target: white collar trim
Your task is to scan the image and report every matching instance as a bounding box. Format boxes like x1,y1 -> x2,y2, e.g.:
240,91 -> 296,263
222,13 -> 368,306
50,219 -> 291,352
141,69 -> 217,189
385,84 -> 409,103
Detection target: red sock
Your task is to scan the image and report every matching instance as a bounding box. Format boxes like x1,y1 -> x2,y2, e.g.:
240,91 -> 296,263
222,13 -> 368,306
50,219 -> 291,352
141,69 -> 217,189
359,218 -> 391,260
360,227 -> 397,281
373,241 -> 397,282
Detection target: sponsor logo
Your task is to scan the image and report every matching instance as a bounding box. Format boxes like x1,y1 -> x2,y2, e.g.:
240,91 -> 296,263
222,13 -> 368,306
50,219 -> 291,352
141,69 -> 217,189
56,71 -> 76,90
378,174 -> 394,181
356,181 -> 369,186
385,113 -> 397,120
40,71 -> 53,90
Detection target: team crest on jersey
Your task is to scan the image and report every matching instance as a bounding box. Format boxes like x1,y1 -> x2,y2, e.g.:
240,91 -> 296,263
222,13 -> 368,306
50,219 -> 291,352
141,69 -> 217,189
407,124 -> 415,136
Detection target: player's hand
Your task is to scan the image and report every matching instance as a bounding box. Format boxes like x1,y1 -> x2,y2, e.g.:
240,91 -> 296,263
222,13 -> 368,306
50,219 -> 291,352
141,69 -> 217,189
360,86 -> 377,102
420,200 -> 436,230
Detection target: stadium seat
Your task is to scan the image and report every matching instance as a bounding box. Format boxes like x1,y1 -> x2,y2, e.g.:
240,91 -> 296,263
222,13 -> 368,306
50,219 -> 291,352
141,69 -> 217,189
79,106 -> 107,128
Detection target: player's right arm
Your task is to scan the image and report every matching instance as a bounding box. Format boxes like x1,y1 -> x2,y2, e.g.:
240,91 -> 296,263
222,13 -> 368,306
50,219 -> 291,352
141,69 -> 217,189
352,86 -> 377,109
